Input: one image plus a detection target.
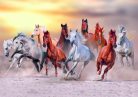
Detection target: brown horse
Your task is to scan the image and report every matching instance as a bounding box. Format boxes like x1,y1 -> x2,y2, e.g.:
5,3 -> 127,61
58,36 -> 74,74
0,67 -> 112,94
56,24 -> 71,56
81,20 -> 107,51
96,29 -> 117,80
43,31 -> 67,77
97,27 -> 107,50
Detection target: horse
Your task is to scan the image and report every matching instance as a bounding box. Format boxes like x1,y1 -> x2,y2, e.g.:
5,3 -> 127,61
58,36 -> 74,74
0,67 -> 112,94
81,19 -> 107,51
65,29 -> 95,80
31,24 -> 57,70
115,25 -> 134,68
12,32 -> 43,72
56,24 -> 71,56
3,39 -> 24,74
42,31 -> 67,77
96,29 -> 117,81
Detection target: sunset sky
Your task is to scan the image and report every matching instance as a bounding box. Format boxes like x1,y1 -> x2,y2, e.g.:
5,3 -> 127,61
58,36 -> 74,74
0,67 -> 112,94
0,0 -> 137,40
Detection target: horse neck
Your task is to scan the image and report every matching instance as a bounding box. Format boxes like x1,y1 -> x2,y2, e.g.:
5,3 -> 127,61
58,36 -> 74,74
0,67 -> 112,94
37,30 -> 44,45
58,33 -> 65,44
47,38 -> 54,50
107,42 -> 114,51
75,36 -> 82,46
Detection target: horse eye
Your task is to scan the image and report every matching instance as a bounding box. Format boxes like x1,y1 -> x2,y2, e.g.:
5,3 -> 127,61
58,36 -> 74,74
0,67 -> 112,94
16,42 -> 18,44
5,48 -> 8,50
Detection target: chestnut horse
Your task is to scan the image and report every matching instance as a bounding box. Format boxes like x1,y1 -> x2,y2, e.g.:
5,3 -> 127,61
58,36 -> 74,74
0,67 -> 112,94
56,24 -> 71,56
43,31 -> 67,77
81,19 -> 107,51
96,29 -> 117,80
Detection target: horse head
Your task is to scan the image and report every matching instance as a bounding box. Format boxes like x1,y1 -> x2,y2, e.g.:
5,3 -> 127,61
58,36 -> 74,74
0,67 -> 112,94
31,24 -> 43,37
61,24 -> 68,38
94,23 -> 102,38
118,25 -> 126,35
43,31 -> 51,46
3,40 -> 13,57
67,29 -> 85,46
108,29 -> 117,48
97,27 -> 104,44
117,30 -> 126,46
81,19 -> 88,34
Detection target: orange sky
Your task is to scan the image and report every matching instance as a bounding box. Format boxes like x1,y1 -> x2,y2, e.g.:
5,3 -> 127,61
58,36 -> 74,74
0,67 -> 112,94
0,0 -> 137,40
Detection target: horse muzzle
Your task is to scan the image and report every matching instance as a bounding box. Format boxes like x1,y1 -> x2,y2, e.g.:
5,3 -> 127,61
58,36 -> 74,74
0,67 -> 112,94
5,53 -> 9,57
31,35 -> 34,38
113,44 -> 117,48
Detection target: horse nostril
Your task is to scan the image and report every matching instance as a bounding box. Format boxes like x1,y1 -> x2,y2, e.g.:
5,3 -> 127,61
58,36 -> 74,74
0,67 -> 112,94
114,44 -> 117,48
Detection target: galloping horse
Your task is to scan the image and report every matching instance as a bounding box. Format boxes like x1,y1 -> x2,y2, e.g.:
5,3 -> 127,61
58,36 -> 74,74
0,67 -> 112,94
116,25 -> 134,68
31,24 -> 57,70
56,24 -> 71,56
81,19 -> 107,51
65,29 -> 95,79
43,31 -> 67,77
96,29 -> 117,80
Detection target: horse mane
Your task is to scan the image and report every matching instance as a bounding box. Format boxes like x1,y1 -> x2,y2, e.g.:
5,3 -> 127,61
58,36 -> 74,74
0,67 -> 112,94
57,31 -> 64,46
13,32 -> 26,41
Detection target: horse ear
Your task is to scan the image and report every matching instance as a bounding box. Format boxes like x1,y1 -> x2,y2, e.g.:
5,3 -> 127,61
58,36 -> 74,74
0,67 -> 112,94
61,24 -> 63,27
35,24 -> 37,27
86,19 -> 88,23
114,30 -> 116,33
65,24 -> 67,26
101,27 -> 103,30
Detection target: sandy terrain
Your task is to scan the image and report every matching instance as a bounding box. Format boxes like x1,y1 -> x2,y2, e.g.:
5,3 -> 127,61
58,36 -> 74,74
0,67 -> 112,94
0,76 -> 137,97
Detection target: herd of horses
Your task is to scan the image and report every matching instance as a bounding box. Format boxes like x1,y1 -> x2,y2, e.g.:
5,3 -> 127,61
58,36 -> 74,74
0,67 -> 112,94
3,19 -> 134,81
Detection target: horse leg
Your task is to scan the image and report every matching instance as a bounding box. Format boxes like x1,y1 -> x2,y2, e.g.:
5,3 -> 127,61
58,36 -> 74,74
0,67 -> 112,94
126,56 -> 130,66
101,63 -> 113,80
45,60 -> 48,75
63,58 -> 71,74
52,60 -> 58,77
32,60 -> 40,72
18,57 -> 24,68
5,58 -> 17,75
97,61 -> 102,75
119,55 -> 124,67
17,54 -> 26,65
130,51 -> 134,69
65,61 -> 78,79
40,52 -> 47,71
77,61 -> 89,79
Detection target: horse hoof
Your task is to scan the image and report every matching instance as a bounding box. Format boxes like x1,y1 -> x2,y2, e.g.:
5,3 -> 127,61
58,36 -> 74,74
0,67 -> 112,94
71,71 -> 75,75
97,71 -> 101,75
64,76 -> 68,80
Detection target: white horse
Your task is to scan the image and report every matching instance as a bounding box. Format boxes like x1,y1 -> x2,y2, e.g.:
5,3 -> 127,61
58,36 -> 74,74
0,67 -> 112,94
116,25 -> 134,68
64,29 -> 95,79
3,38 -> 24,74
12,32 -> 44,72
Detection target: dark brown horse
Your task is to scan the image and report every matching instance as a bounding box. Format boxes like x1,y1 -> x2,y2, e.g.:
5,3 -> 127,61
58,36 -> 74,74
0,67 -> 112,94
56,24 -> 71,56
81,20 -> 107,51
96,29 -> 117,80
43,31 -> 67,77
